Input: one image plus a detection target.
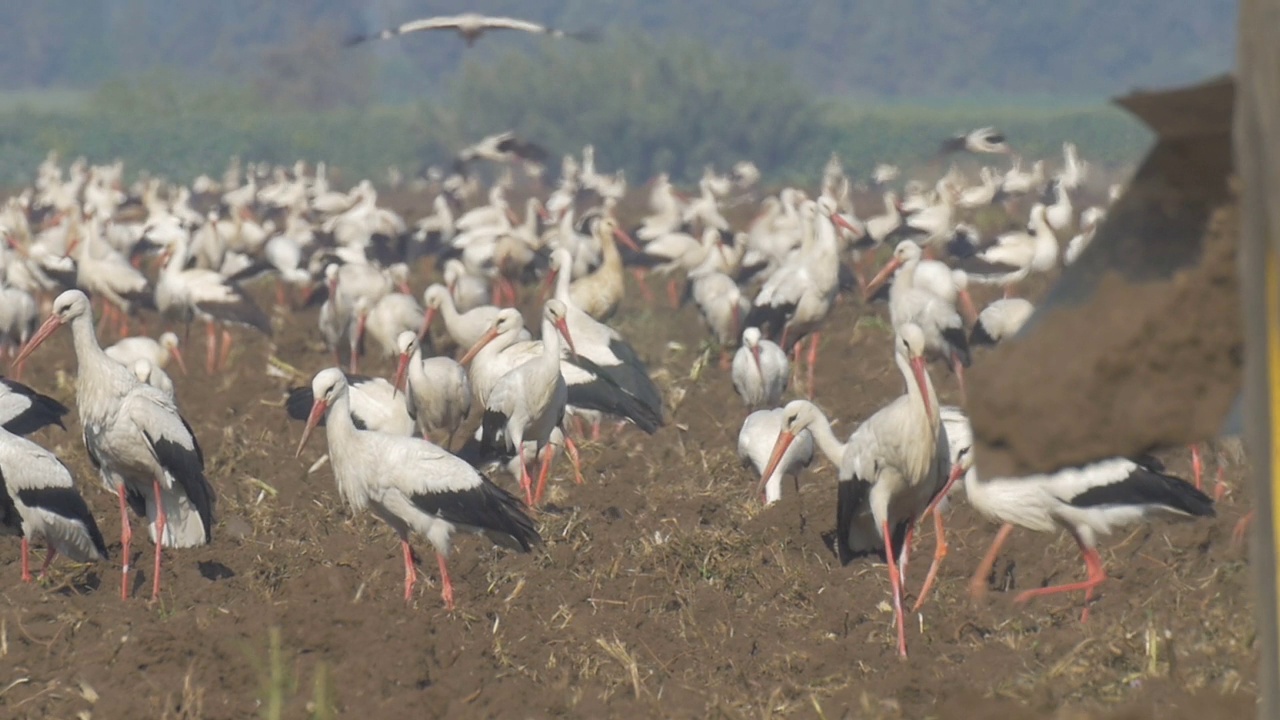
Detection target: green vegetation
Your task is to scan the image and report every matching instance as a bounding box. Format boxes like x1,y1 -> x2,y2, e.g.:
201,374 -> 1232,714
0,37 -> 1151,188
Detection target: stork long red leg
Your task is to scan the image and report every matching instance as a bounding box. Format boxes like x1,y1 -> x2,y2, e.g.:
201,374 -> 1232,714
151,476 -> 167,602
20,537 -> 31,582
969,522 -> 1014,601
218,328 -> 234,370
882,520 -> 909,658
564,435 -> 584,485
1013,529 -> 1106,623
666,278 -> 680,309
517,445 -> 533,506
631,268 -> 654,304
204,321 -> 218,375
38,547 -> 57,579
1189,444 -> 1203,490
401,539 -> 417,603
806,332 -> 821,399
1232,511 -> 1255,548
118,483 -> 133,600
533,443 -> 557,505
436,552 -> 455,610
1213,466 -> 1228,502
912,508 -> 949,613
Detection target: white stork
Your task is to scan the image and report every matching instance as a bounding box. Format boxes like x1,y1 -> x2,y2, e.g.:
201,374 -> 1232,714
732,327 -> 789,409
686,269 -> 748,366
866,241 -> 971,399
393,332 -> 472,449
959,449 -> 1214,622
0,424 -> 109,582
13,290 -> 215,601
105,331 -> 187,376
420,284 -> 516,352
475,301 -> 575,506
939,127 -> 1011,155
149,221 -> 271,373
760,324 -> 947,657
547,249 -> 665,435
970,297 -> 1035,347
132,358 -> 176,400
295,368 -> 541,609
739,408 -> 814,506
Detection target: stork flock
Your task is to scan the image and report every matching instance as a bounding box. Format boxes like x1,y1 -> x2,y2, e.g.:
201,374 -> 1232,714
0,135 -> 1226,659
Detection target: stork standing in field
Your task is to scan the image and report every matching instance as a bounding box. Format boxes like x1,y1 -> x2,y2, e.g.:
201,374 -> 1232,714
959,450 -> 1213,621
149,221 -> 272,373
686,269 -> 748,367
13,290 -> 215,601
732,327 -> 789,409
547,248 -> 665,435
744,198 -> 850,397
760,324 -> 947,657
420,284 -> 517,352
739,408 -> 814,506
866,241 -> 971,399
393,332 -> 471,449
478,301 -> 575,506
295,368 -> 540,609
105,331 -> 187,376
1,424 -> 109,583
564,216 -> 638,322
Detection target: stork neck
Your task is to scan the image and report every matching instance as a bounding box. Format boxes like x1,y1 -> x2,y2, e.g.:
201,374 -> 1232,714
804,410 -> 847,468
553,257 -> 573,300
539,316 -> 561,370
896,351 -> 939,431
324,389 -> 367,509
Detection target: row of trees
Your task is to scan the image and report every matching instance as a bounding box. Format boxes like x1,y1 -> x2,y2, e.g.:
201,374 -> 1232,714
0,36 -> 1150,187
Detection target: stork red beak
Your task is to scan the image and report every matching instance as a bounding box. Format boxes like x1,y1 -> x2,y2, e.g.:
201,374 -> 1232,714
459,326 -> 499,366
157,246 -> 173,268
757,430 -> 795,501
541,267 -> 559,298
536,205 -> 551,221
730,303 -> 742,341
12,314 -> 63,370
392,351 -> 411,396
555,317 -> 578,361
909,355 -> 932,419
750,344 -> 762,376
169,346 -> 188,376
295,398 -> 327,458
863,257 -> 902,301
506,207 -> 520,225
417,306 -> 438,343
831,213 -> 864,239
612,227 -> 640,252
397,281 -> 412,295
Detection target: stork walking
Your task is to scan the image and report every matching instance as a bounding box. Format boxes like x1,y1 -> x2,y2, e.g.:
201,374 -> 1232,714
760,325 -> 947,657
295,368 -> 540,609
0,424 -> 109,583
14,290 -> 215,601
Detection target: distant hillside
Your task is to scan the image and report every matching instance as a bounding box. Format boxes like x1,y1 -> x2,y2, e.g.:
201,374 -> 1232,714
0,0 -> 1235,101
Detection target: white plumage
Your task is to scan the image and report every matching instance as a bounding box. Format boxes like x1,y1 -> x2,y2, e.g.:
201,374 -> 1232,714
13,290 -> 215,601
393,331 -> 472,448
294,368 -> 541,609
739,408 -> 813,506
732,327 -> 789,409
0,425 -> 109,581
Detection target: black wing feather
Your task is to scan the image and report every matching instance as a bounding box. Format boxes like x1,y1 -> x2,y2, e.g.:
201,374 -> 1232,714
16,486 -> 109,558
143,428 -> 215,543
409,479 -> 541,552
1070,464 -> 1214,518
0,378 -> 69,435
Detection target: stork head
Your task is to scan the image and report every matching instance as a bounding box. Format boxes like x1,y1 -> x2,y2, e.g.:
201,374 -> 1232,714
863,243 -> 913,301
741,326 -> 763,375
392,331 -> 418,394
158,331 -> 187,376
896,323 -> 932,418
544,299 -> 577,360
418,284 -> 448,342
757,400 -> 824,501
595,216 -> 639,252
460,308 -> 524,366
13,289 -> 88,370
387,263 -> 412,295
295,368 -> 346,458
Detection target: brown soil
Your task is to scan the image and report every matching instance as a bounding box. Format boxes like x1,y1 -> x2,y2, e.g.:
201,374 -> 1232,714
0,196 -> 1257,719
